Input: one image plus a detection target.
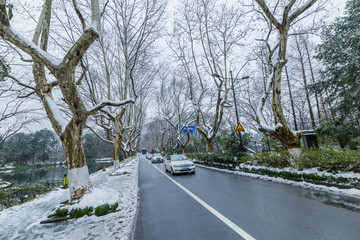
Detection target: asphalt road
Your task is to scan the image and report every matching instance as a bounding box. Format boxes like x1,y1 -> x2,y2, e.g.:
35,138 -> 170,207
134,155 -> 360,240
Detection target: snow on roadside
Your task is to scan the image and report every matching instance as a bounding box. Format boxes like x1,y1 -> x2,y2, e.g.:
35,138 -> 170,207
0,179 -> 13,188
238,163 -> 360,179
196,164 -> 360,199
0,157 -> 139,240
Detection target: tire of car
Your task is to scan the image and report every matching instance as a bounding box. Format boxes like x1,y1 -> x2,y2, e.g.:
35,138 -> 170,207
165,166 -> 168,172
170,167 -> 174,175
191,171 -> 195,174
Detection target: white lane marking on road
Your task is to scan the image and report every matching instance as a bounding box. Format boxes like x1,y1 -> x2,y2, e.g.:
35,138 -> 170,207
151,163 -> 256,240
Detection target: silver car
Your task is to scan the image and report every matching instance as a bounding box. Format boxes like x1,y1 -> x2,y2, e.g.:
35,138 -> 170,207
151,153 -> 163,163
165,154 -> 195,175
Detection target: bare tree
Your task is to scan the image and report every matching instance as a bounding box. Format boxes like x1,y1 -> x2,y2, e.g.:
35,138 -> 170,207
83,0 -> 166,169
0,0 -> 133,200
254,0 -> 323,159
170,0 -> 250,152
293,34 -> 315,126
159,76 -> 194,154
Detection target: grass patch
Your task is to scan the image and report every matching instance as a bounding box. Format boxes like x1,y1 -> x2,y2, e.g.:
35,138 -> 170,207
69,207 -> 93,219
47,202 -> 119,219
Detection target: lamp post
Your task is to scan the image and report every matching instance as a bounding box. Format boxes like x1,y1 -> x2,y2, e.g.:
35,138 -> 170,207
212,71 -> 249,150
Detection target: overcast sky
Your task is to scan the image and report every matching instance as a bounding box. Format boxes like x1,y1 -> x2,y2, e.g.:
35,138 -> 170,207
1,0 -> 350,133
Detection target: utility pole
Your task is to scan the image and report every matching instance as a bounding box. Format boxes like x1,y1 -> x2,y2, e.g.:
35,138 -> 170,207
230,71 -> 244,149
212,72 -> 249,150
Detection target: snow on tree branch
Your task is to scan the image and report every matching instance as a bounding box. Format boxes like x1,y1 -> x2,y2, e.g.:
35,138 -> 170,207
289,0 -> 318,23
3,27 -> 62,69
45,96 -> 68,134
87,98 -> 135,115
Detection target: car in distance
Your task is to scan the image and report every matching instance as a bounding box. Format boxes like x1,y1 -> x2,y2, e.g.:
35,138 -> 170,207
165,154 -> 195,175
151,153 -> 163,163
146,153 -> 152,160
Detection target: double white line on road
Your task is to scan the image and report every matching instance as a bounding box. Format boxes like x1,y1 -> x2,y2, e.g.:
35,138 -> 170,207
151,164 -> 256,240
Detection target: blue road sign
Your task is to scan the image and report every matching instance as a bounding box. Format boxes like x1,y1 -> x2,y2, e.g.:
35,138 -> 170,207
188,125 -> 195,133
182,125 -> 195,133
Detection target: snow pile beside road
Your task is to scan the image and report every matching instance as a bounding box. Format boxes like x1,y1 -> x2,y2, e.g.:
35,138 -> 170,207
0,157 -> 139,240
197,164 -> 360,199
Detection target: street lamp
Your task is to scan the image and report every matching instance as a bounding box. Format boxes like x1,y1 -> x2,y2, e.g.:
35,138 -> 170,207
212,71 -> 249,150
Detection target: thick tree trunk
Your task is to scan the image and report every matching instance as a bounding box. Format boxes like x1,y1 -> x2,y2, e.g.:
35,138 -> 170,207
338,139 -> 345,149
206,139 -> 213,152
181,145 -> 185,154
61,121 -> 92,200
288,147 -> 301,167
285,66 -> 298,131
113,133 -> 120,170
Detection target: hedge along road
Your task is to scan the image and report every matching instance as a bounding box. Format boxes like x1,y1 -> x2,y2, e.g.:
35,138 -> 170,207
134,155 -> 360,240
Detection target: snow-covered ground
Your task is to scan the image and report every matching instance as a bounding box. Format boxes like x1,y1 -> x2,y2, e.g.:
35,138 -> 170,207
0,164 -> 15,171
196,164 -> 360,199
0,179 -> 13,188
0,157 -> 139,240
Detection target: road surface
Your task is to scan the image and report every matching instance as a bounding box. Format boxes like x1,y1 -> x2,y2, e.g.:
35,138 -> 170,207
134,155 -> 360,240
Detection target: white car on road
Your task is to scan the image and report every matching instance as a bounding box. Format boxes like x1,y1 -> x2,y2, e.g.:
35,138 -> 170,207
165,154 -> 195,175
151,153 -> 163,163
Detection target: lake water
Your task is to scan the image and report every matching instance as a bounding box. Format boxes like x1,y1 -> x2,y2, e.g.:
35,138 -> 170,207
0,160 -> 113,185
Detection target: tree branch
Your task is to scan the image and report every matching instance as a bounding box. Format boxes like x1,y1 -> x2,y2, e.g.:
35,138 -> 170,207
87,98 -> 135,115
255,0 -> 281,29
289,0 -> 318,23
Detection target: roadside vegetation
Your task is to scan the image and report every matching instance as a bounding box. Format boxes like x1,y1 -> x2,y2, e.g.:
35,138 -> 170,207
188,148 -> 360,189
0,180 -> 60,211
47,202 -> 119,220
184,127 -> 360,189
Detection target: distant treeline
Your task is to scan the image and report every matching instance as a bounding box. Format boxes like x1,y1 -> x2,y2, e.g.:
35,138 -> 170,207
0,130 -> 112,166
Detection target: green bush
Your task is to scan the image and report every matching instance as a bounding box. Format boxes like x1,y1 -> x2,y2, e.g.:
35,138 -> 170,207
240,151 -> 291,168
95,204 -> 110,216
68,207 -> 93,219
48,208 -> 69,218
186,152 -> 238,165
47,202 -> 119,219
110,202 -> 119,212
94,203 -> 118,216
239,148 -> 360,172
297,148 -> 360,172
188,149 -> 360,188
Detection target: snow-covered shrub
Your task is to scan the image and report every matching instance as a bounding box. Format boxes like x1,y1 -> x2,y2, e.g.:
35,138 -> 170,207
94,203 -> 118,216
186,152 -> 237,165
69,207 -> 93,219
297,148 -> 360,172
240,151 -> 291,168
48,208 -> 69,218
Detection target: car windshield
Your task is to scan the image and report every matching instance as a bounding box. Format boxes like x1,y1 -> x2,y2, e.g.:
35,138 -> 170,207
153,154 -> 161,157
171,155 -> 187,161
